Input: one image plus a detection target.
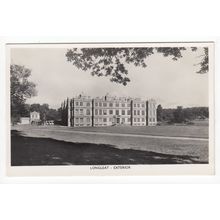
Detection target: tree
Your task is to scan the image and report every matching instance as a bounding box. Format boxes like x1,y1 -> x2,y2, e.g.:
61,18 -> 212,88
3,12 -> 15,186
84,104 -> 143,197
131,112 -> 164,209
30,103 -> 61,121
161,108 -> 175,122
30,103 -> 49,121
173,106 -> 185,123
11,64 -> 37,122
46,109 -> 60,121
157,104 -> 163,122
66,47 -> 208,86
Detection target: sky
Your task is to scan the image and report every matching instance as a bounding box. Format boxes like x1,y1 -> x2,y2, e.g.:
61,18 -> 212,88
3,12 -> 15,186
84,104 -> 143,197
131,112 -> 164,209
10,46 -> 208,109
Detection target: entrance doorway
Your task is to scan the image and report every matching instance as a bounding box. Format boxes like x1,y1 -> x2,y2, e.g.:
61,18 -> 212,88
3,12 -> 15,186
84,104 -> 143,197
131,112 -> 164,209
116,118 -> 120,124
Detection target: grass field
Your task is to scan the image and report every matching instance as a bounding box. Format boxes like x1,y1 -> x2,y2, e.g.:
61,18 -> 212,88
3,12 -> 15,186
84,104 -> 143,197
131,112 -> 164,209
11,124 -> 209,165
66,124 -> 208,138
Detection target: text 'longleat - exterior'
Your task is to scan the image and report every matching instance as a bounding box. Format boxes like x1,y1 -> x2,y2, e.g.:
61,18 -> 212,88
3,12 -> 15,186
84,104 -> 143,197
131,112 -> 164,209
61,94 -> 157,127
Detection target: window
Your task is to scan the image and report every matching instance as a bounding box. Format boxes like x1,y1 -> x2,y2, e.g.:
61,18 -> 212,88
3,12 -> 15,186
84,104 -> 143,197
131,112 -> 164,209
134,118 -> 136,122
95,102 -> 98,107
75,109 -> 79,114
142,118 -> 145,122
86,102 -> 90,107
103,102 -> 107,107
86,109 -> 90,115
122,118 -> 125,123
99,109 -> 102,115
103,109 -> 107,115
142,110 -> 145,115
152,118 -> 155,122
80,102 -> 83,106
75,102 -> 79,106
127,103 -> 131,107
122,103 -> 125,107
99,102 -> 102,107
137,110 -> 140,115
116,110 -> 119,115
149,118 -> 152,122
137,104 -> 140,107
86,118 -> 90,122
80,109 -> 83,115
134,104 -> 136,107
142,104 -> 145,107
134,110 -> 136,115
95,109 -> 98,115
109,110 -> 113,114
109,103 -> 113,107
75,118 -> 79,123
103,118 -> 107,122
80,118 -> 83,123
127,110 -> 130,115
116,103 -> 119,107
137,118 -> 140,122
109,118 -> 113,122
99,118 -> 102,122
122,110 -> 125,115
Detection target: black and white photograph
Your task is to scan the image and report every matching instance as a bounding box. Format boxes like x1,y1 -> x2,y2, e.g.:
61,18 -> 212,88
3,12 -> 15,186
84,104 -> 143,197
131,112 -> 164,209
7,42 -> 214,176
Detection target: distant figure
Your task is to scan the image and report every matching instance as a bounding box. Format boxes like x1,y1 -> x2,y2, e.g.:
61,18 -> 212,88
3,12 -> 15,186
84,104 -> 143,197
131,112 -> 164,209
30,111 -> 40,125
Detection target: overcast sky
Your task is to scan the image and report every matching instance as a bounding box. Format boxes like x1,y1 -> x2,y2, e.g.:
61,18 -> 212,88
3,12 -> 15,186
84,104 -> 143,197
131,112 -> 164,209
10,46 -> 208,109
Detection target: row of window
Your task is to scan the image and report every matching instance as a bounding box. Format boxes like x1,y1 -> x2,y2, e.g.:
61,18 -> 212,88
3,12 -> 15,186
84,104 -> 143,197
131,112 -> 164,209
94,109 -> 132,116
75,118 -> 91,123
94,118 -> 131,123
95,102 -> 146,108
134,110 -> 145,116
133,118 -> 146,122
75,109 -> 91,115
95,109 -> 146,116
30,114 -> 39,119
74,101 -> 147,108
133,123 -> 146,126
74,109 -> 147,116
73,117 -> 152,123
74,123 -> 152,127
149,118 -> 156,122
75,101 -> 90,107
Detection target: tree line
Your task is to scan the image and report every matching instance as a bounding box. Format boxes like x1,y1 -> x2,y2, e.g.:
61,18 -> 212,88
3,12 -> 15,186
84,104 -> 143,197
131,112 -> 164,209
10,64 -> 61,124
157,105 -> 209,124
20,103 -> 61,121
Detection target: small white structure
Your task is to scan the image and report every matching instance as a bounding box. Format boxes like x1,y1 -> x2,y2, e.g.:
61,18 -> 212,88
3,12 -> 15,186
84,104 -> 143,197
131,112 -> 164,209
20,117 -> 30,124
30,111 -> 40,124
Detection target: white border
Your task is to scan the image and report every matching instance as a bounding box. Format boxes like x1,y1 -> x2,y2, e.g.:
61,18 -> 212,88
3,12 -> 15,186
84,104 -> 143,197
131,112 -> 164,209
1,38 -> 217,181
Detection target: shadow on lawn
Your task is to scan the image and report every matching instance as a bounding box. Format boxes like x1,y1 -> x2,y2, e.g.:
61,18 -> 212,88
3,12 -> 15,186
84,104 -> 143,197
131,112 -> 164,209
11,130 -> 207,166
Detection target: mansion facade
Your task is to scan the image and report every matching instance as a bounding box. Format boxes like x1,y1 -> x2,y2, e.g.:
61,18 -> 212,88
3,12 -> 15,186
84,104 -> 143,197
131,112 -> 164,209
61,94 -> 157,127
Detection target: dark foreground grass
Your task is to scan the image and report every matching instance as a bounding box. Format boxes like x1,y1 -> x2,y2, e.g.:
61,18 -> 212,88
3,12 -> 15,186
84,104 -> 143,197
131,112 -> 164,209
11,130 -> 207,166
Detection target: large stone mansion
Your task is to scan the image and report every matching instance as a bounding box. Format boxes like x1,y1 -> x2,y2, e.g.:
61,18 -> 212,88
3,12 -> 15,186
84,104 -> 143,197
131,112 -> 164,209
61,94 -> 157,127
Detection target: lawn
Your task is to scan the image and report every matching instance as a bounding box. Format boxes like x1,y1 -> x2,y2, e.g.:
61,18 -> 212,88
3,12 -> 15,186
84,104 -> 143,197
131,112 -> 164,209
11,124 -> 209,165
11,130 -> 208,166
48,124 -> 208,138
